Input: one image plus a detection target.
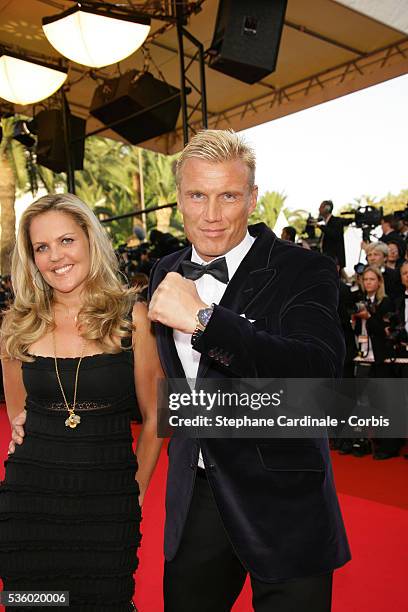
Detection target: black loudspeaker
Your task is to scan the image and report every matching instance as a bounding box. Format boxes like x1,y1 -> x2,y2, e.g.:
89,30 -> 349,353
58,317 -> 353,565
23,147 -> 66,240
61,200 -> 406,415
90,71 -> 181,145
34,110 -> 86,173
208,0 -> 288,84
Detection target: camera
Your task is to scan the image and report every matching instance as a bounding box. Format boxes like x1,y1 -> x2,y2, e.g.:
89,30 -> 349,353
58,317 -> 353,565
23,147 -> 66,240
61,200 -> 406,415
384,312 -> 408,345
354,262 -> 366,276
340,205 -> 383,242
349,299 -> 376,317
393,206 -> 408,222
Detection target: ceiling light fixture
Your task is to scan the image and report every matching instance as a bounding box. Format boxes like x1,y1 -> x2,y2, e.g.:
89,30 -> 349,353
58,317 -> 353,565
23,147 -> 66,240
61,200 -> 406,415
42,4 -> 151,68
0,52 -> 68,105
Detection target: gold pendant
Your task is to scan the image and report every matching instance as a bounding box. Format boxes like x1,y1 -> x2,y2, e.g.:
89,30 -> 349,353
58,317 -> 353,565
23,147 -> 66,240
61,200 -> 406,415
65,412 -> 81,428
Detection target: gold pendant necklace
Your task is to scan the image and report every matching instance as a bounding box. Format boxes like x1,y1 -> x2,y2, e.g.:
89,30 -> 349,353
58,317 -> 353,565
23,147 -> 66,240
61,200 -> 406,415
52,331 -> 86,429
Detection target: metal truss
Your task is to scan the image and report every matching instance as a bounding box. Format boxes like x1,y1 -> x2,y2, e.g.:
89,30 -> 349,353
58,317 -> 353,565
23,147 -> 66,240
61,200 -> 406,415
62,0 -> 204,24
176,23 -> 208,145
202,37 -> 408,133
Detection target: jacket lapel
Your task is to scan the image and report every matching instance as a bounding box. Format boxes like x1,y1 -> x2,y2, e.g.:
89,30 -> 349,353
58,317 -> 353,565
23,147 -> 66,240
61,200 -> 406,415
197,223 -> 278,378
155,224 -> 278,381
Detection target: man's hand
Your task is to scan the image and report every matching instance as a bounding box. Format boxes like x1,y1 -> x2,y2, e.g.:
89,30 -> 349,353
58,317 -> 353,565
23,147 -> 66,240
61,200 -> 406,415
148,272 -> 208,333
8,409 -> 26,455
353,308 -> 371,321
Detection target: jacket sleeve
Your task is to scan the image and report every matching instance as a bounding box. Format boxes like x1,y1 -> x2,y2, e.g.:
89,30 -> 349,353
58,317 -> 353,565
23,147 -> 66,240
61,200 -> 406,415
318,218 -> 343,240
366,297 -> 393,337
193,256 -> 345,378
147,259 -> 160,302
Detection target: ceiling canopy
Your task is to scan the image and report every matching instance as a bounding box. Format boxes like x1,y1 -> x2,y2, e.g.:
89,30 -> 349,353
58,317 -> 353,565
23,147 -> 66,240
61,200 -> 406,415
0,0 -> 407,153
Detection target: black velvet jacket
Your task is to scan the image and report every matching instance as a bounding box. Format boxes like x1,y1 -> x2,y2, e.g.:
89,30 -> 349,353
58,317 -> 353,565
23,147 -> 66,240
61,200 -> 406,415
149,223 -> 351,582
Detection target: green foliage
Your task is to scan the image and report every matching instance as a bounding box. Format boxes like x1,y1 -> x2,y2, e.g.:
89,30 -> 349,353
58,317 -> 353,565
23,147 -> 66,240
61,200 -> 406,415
73,139 -> 181,245
284,208 -> 310,236
250,190 -> 287,228
141,149 -> 181,235
74,137 -> 140,246
35,165 -> 64,194
0,117 -> 29,192
339,189 -> 408,218
377,189 -> 408,215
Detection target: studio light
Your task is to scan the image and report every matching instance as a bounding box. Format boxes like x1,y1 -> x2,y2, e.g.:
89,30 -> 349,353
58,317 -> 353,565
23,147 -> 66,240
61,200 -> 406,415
0,52 -> 67,105
42,4 -> 151,68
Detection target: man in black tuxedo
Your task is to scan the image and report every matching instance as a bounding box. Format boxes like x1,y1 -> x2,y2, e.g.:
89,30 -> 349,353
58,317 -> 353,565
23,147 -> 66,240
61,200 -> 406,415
379,213 -> 402,244
148,130 -> 351,612
317,200 -> 351,269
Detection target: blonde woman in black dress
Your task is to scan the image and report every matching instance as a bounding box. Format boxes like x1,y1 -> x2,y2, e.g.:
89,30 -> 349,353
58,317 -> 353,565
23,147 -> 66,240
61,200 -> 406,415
0,194 -> 163,611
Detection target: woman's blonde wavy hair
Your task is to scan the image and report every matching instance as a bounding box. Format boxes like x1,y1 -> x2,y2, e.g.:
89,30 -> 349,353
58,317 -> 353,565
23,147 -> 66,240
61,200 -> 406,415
362,265 -> 386,303
2,193 -> 136,362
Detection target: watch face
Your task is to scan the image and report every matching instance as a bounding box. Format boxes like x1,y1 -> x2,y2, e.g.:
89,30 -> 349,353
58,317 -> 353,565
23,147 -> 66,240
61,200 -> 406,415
198,308 -> 213,327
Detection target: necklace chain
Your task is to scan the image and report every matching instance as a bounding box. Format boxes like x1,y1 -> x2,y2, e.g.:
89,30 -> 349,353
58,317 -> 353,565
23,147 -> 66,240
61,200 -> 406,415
52,331 -> 86,429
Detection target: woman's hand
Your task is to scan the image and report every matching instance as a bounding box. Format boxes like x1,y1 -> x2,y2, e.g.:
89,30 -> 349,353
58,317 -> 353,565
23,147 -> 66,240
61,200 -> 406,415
8,409 -> 26,454
133,302 -> 164,505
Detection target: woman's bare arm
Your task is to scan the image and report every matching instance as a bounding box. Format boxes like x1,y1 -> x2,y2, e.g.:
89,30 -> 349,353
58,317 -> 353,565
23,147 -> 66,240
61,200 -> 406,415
132,301 -> 164,506
2,358 -> 27,453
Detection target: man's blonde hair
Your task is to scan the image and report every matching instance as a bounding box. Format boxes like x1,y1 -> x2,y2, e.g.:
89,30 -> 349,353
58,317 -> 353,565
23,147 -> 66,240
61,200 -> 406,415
365,241 -> 388,257
176,129 -> 256,188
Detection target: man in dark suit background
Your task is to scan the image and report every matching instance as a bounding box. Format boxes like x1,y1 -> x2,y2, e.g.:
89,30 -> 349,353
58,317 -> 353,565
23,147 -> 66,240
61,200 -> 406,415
317,200 -> 351,269
148,130 -> 351,611
379,213 -> 402,244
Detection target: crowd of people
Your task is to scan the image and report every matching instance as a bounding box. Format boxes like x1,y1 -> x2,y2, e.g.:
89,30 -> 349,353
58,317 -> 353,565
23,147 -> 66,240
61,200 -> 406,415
112,205 -> 408,463
83,204 -> 408,466
282,209 -> 408,460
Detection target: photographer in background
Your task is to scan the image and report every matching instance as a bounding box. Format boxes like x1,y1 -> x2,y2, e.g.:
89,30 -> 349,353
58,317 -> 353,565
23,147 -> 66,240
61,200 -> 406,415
385,240 -> 405,271
390,263 -> 408,379
317,200 -> 352,269
379,214 -> 402,244
352,266 -> 400,459
364,241 -> 403,300
332,261 -> 359,454
281,226 -> 296,243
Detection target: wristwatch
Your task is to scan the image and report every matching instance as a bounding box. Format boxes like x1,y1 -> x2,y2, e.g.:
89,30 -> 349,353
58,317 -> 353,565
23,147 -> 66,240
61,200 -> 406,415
191,304 -> 214,346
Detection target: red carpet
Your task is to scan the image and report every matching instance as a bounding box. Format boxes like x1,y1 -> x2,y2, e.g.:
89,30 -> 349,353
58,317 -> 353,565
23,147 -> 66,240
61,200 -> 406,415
1,407 -> 407,611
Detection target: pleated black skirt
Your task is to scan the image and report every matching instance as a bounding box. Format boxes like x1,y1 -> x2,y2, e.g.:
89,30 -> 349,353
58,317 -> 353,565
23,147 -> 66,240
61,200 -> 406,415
0,379 -> 141,612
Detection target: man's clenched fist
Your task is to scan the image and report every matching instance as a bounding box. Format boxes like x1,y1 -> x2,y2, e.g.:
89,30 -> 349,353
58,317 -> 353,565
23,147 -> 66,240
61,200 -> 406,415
148,272 -> 208,333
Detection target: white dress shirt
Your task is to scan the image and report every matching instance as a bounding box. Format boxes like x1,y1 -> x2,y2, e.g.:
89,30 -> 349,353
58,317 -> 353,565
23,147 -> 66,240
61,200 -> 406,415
359,295 -> 375,362
174,231 -> 255,467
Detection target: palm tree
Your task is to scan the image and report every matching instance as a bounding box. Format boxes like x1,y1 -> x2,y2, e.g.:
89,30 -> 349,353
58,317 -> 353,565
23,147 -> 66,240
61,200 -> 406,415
2,129 -> 183,253
250,191 -> 287,228
0,117 -> 29,274
142,150 -> 179,235
285,208 -> 310,237
378,189 -> 408,215
75,137 -> 141,247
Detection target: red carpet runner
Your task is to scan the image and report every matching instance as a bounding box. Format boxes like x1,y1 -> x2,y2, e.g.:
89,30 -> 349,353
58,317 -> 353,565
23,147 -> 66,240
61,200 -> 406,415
1,408 -> 407,611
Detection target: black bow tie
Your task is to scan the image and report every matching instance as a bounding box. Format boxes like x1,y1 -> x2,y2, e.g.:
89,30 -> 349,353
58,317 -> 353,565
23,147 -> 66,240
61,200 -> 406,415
180,257 -> 229,284
405,294 -> 408,299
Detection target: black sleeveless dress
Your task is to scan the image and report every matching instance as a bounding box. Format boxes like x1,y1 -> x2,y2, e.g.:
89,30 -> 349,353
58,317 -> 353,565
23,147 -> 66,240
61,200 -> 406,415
0,349 -> 141,611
